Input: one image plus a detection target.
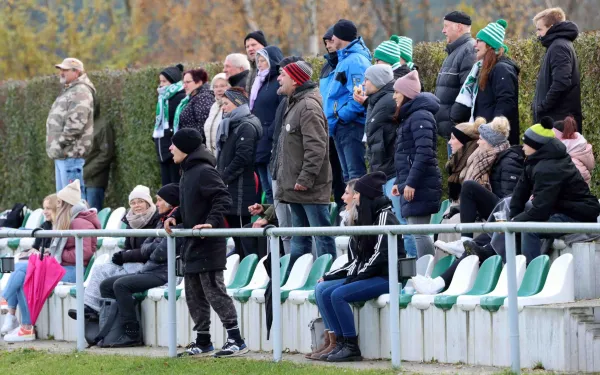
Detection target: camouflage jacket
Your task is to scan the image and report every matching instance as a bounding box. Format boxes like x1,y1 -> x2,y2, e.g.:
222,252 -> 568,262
46,74 -> 96,159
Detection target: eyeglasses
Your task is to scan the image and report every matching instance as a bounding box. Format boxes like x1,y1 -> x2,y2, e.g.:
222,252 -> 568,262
183,80 -> 194,85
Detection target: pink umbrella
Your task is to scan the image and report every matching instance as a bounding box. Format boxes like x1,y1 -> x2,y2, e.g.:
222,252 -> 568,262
23,252 -> 66,325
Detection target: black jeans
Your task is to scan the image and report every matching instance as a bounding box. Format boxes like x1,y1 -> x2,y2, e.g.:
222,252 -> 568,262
459,181 -> 499,238
329,137 -> 345,209
225,215 -> 251,258
100,274 -> 165,325
160,160 -> 180,186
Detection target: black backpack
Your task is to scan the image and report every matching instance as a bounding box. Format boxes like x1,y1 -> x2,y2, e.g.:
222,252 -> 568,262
0,203 -> 26,228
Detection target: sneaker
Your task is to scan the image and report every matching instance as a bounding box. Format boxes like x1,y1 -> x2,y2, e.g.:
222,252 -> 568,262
434,238 -> 469,257
412,276 -> 445,295
1,314 -> 19,335
4,326 -> 35,342
0,299 -> 8,315
178,342 -> 215,357
212,339 -> 249,358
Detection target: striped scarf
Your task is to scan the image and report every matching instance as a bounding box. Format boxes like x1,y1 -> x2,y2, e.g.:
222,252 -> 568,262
455,60 -> 482,122
153,81 -> 183,138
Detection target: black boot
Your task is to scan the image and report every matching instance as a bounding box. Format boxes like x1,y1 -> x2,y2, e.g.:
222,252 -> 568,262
109,322 -> 142,348
327,336 -> 362,362
68,305 -> 99,321
319,335 -> 344,360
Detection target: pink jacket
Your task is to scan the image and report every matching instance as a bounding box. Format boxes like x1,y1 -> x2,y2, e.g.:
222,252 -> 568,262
554,129 -> 595,185
61,210 -> 101,266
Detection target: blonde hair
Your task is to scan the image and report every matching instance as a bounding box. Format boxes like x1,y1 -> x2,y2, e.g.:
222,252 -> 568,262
487,116 -> 511,137
54,201 -> 74,231
344,179 -> 359,226
533,7 -> 566,27
43,194 -> 58,223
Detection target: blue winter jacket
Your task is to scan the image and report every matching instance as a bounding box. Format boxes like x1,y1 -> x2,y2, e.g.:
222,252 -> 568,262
319,53 -> 336,116
252,45 -> 284,164
324,37 -> 372,136
394,93 -> 442,217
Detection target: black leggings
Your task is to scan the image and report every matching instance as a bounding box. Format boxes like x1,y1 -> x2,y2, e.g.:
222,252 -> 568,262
100,273 -> 166,325
459,181 -> 499,238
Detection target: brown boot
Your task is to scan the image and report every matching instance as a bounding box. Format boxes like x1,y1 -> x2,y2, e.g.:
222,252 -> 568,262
305,330 -> 331,358
310,331 -> 337,360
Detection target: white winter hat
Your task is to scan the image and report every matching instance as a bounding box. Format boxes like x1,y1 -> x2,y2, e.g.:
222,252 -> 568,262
57,179 -> 82,206
129,185 -> 153,206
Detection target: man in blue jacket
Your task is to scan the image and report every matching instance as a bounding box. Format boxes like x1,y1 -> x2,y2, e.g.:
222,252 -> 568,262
325,19 -> 371,182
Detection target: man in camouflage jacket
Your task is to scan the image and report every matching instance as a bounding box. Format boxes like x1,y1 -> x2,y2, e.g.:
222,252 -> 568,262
46,57 -> 96,193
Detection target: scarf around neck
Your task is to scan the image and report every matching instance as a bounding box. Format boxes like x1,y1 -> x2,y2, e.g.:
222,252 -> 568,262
215,104 -> 252,157
153,81 -> 183,138
455,60 -> 482,122
126,204 -> 157,229
249,69 -> 269,110
464,141 -> 509,190
447,140 -> 479,184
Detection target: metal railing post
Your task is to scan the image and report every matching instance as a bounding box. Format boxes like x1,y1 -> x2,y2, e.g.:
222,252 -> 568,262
505,230 -> 521,374
269,236 -> 282,362
167,235 -> 177,358
387,234 -> 401,368
75,236 -> 85,352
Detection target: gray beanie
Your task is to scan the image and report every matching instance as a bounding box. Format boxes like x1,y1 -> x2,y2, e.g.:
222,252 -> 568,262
479,123 -> 508,147
364,65 -> 394,90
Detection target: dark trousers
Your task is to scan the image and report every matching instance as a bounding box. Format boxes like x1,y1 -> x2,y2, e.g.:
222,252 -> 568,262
184,271 -> 238,337
225,215 -> 251,258
100,274 -> 166,325
240,222 -> 269,259
439,244 -> 496,286
329,137 -> 345,209
459,181 -> 499,238
160,160 -> 180,186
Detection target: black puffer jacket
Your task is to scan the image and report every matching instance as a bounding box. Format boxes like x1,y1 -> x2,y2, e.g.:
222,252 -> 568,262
155,90 -> 186,163
139,211 -> 184,282
216,110 -> 263,216
510,138 -> 600,222
533,21 -> 582,131
366,81 -> 396,179
490,145 -> 524,199
179,146 -> 232,273
434,33 -> 476,138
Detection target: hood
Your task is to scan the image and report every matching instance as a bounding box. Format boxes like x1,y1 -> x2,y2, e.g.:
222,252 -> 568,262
399,92 -> 440,119
526,138 -> 569,164
259,45 -> 284,78
71,204 -> 101,229
337,37 -> 372,62
182,145 -> 217,170
322,26 -> 334,45
541,21 -> 579,48
323,52 -> 338,69
228,69 -> 249,87
67,73 -> 96,95
497,56 -> 521,75
372,195 -> 393,217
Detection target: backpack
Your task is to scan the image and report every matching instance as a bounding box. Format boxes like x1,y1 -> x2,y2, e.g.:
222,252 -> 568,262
87,298 -> 142,347
0,203 -> 26,228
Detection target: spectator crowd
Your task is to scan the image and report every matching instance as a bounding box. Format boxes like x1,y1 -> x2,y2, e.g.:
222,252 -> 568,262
0,6 -> 598,363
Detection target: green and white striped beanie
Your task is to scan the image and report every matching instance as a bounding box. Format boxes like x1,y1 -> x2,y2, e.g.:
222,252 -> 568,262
374,35 -> 401,67
398,36 -> 414,70
476,19 -> 509,53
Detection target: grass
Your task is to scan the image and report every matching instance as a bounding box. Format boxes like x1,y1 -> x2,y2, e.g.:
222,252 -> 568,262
0,349 -> 402,375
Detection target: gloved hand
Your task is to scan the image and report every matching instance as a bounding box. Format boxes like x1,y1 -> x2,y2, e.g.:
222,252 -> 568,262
443,206 -> 460,220
112,251 -> 124,266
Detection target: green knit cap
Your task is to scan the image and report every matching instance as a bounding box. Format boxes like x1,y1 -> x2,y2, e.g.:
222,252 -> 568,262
523,117 -> 555,150
374,35 -> 401,66
398,36 -> 413,63
476,19 -> 509,53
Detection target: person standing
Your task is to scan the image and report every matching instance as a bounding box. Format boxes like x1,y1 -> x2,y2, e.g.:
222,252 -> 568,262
244,30 -> 268,94
325,19 -> 371,182
434,11 -> 476,144
165,128 -> 248,357
532,7 -> 582,132
223,54 -> 251,89
250,45 -> 284,204
178,68 -> 215,137
276,60 -> 335,268
153,64 -> 186,186
46,57 -> 96,195
204,73 -> 230,156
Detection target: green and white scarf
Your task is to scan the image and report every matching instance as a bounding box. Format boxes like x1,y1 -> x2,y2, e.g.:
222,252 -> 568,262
172,94 -> 190,133
153,81 -> 183,138
455,60 -> 482,122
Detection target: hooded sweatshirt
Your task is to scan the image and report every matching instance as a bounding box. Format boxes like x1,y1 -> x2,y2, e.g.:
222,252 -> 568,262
554,129 -> 595,185
50,203 -> 100,266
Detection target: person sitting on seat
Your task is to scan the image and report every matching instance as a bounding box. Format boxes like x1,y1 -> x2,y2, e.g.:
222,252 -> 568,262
311,172 -> 405,362
550,115 -> 594,185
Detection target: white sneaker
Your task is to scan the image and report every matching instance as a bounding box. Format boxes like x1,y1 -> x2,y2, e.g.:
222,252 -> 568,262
0,299 -> 8,315
3,325 -> 35,342
412,276 -> 445,295
434,238 -> 470,257
1,314 -> 19,336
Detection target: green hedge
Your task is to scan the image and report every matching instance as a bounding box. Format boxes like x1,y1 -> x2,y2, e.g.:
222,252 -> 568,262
1,34 -> 599,209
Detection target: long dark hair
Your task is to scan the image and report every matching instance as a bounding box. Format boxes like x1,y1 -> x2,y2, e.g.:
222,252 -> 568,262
393,95 -> 412,122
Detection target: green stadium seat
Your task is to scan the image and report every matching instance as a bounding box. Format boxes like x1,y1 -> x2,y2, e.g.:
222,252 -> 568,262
281,254 -> 333,302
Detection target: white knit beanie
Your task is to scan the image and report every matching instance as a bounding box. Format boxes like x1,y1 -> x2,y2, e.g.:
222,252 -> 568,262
57,179 -> 82,207
129,185 -> 153,206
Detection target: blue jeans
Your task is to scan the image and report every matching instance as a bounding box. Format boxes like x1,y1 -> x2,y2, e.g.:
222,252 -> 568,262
521,213 -> 575,264
256,163 -> 273,204
383,178 -> 417,257
320,277 -> 389,337
315,279 -> 345,330
2,263 -> 76,325
333,123 -> 367,181
86,187 -> 105,211
289,203 -> 336,269
55,158 -> 85,198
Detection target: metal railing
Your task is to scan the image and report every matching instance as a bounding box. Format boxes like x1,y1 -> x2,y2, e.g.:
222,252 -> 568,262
2,221 -> 600,374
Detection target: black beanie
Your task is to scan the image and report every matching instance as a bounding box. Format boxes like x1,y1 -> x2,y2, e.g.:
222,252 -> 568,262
161,63 -> 184,84
444,11 -> 472,26
172,128 -> 203,154
157,183 -> 180,208
333,19 -> 358,42
244,30 -> 268,48
354,172 -> 387,199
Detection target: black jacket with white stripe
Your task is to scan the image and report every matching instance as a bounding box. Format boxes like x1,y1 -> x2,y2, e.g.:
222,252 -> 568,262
323,199 -> 405,283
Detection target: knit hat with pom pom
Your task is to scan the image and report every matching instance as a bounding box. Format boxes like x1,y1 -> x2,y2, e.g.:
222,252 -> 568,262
476,19 -> 509,53
523,116 -> 555,150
